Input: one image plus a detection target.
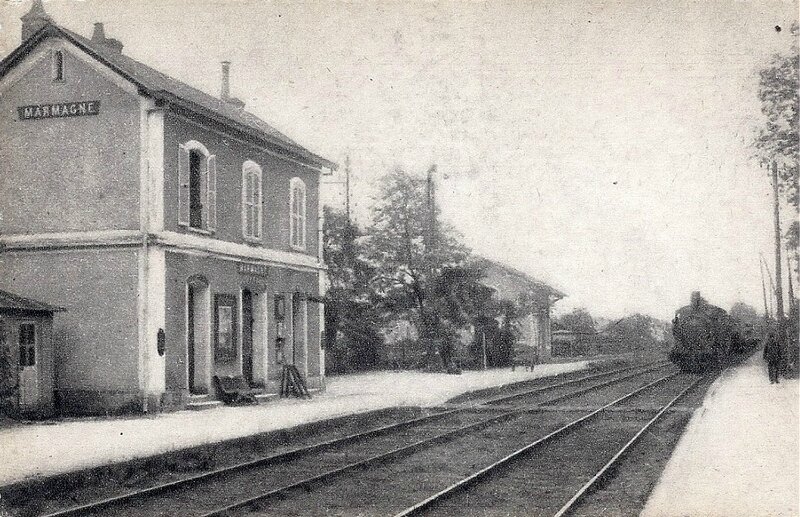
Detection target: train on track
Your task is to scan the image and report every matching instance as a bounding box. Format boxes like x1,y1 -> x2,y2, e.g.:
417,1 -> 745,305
670,292 -> 759,372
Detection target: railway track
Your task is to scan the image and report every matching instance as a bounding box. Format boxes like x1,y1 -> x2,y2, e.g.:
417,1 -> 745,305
36,359 -> 675,517
398,374 -> 703,517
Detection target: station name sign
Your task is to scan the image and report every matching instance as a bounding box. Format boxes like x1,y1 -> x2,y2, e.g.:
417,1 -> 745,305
17,100 -> 100,121
238,263 -> 270,277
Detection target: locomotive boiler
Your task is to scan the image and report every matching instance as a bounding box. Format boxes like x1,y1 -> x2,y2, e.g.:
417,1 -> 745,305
670,292 -> 734,372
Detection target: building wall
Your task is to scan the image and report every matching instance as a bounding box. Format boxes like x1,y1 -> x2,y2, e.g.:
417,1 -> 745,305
162,113 -> 320,257
0,38 -> 141,234
0,248 -> 141,414
162,251 -> 322,408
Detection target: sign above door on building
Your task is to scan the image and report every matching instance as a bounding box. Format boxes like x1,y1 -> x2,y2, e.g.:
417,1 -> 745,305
238,263 -> 270,277
17,100 -> 100,121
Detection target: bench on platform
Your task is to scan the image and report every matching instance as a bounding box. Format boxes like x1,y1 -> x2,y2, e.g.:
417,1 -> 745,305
213,375 -> 259,405
511,344 -> 539,372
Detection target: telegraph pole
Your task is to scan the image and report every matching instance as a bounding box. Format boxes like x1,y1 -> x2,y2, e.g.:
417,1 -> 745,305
771,161 -> 786,326
760,259 -> 770,320
425,164 -> 437,250
344,155 -> 351,222
787,252 -> 795,313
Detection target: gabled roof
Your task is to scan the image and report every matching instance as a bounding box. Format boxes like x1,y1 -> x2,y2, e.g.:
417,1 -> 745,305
476,257 -> 566,301
0,289 -> 65,313
0,22 -> 336,171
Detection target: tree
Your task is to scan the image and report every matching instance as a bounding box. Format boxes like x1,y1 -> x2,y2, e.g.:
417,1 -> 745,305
755,22 -> 799,211
730,302 -> 761,327
366,169 -> 470,370
553,308 -> 596,333
323,207 -> 383,372
604,313 -> 666,351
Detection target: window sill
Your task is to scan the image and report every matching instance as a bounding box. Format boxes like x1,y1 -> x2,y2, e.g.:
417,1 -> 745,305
243,237 -> 263,246
184,226 -> 214,236
290,244 -> 307,252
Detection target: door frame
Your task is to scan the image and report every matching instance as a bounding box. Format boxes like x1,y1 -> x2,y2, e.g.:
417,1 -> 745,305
186,277 -> 211,395
17,320 -> 38,409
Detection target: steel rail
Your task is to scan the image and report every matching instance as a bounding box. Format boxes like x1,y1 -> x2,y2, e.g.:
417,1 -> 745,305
481,361 -> 671,406
198,365 -> 673,517
40,360 -> 665,517
551,376 -> 703,517
40,409 -> 473,517
392,373 -> 679,517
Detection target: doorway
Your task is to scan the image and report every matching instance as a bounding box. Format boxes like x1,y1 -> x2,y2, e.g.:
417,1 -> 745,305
187,279 -> 210,395
17,322 -> 37,409
242,289 -> 254,386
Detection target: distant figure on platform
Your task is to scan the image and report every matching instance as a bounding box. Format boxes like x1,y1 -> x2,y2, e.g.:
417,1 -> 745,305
763,331 -> 782,384
529,348 -> 539,372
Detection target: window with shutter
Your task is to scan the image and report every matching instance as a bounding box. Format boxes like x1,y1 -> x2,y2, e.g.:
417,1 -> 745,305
178,144 -> 190,226
206,155 -> 217,232
242,161 -> 263,242
179,141 -> 213,233
289,177 -> 306,250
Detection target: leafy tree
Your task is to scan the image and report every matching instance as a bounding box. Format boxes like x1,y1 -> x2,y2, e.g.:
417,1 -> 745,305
730,302 -> 762,326
553,308 -> 596,333
366,169 -> 470,370
323,207 -> 383,372
0,322 -> 17,416
755,22 -> 798,210
604,313 -> 666,351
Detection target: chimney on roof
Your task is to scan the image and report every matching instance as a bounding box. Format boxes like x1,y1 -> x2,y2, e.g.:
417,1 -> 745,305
220,61 -> 246,109
21,0 -> 51,41
91,22 -> 124,54
221,61 -> 231,100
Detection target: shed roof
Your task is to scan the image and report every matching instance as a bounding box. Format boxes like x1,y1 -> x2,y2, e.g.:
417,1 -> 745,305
0,290 -> 65,313
476,258 -> 566,301
0,22 -> 336,171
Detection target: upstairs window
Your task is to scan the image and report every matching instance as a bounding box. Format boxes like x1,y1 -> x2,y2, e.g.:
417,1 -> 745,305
289,177 -> 306,249
242,161 -> 263,241
53,50 -> 64,81
178,141 -> 216,232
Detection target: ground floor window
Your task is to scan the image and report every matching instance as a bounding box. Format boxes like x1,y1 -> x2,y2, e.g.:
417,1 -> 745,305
214,294 -> 237,362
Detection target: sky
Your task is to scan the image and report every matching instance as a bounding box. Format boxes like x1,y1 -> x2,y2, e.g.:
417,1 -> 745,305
1,0 -> 797,320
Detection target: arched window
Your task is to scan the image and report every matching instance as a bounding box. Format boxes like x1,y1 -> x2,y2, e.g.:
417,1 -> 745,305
242,161 -> 263,241
178,141 -> 216,232
289,177 -> 306,249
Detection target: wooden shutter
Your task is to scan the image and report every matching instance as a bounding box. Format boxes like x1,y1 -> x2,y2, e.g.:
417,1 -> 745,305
206,155 -> 217,232
241,165 -> 249,238
178,144 -> 190,226
254,168 -> 263,240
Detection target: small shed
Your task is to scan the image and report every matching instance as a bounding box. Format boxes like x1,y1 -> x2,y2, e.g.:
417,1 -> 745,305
0,290 -> 63,418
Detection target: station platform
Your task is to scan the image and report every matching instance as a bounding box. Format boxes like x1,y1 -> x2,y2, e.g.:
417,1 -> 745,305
0,360 -> 593,487
643,350 -> 799,517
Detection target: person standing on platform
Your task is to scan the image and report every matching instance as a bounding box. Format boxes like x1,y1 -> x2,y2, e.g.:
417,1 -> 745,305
763,331 -> 782,384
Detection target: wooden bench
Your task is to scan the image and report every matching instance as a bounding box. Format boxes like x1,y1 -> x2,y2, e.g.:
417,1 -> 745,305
511,344 -> 539,372
213,375 -> 259,405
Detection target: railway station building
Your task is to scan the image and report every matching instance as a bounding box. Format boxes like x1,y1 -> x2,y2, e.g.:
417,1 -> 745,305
478,260 -> 564,362
0,2 -> 335,415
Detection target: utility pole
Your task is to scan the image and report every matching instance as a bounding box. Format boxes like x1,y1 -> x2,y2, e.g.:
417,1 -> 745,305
762,255 -> 776,318
771,161 -> 786,325
760,259 -> 770,320
344,155 -> 351,222
787,252 -> 796,313
425,164 -> 437,250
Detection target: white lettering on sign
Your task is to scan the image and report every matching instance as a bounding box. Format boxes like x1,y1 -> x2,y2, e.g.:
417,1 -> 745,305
238,263 -> 270,277
17,101 -> 100,121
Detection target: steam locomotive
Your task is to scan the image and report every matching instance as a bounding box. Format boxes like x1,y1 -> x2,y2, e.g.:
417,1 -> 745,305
670,292 -> 739,372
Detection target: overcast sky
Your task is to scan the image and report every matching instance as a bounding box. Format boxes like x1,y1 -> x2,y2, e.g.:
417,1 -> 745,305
1,0 -> 797,320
